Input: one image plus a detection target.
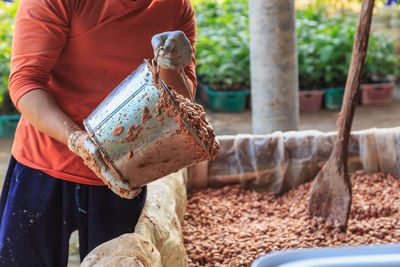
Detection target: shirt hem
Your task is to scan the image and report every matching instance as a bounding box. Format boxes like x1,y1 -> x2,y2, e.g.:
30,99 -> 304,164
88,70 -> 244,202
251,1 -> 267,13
12,153 -> 106,186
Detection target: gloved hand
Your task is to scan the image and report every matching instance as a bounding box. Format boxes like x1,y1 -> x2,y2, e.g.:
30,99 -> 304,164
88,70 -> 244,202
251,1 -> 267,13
151,31 -> 192,70
68,131 -> 141,199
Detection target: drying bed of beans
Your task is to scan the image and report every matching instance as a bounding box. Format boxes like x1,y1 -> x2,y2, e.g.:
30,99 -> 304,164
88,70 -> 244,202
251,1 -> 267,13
182,171 -> 400,266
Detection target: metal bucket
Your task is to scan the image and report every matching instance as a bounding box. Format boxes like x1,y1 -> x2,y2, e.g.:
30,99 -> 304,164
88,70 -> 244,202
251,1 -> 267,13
84,60 -> 210,187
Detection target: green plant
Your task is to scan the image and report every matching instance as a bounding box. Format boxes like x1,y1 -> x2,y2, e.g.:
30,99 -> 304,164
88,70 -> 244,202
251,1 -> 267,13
194,1 -> 399,92
297,6 -> 399,89
194,0 -> 250,91
363,33 -> 400,83
0,1 -> 18,114
297,8 -> 358,89
297,16 -> 354,89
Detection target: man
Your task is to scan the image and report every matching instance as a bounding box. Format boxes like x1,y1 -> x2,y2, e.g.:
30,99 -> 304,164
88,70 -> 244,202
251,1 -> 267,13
0,0 -> 197,265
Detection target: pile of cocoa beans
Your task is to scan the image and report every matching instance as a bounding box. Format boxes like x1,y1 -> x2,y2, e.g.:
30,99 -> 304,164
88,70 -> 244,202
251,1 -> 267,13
183,171 -> 400,266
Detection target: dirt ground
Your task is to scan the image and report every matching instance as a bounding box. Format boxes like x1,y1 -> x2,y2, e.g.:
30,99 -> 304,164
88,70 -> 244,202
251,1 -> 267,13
0,87 -> 398,265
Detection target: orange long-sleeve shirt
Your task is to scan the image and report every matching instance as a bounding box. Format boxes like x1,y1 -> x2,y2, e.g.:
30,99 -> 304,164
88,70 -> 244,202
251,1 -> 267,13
9,0 -> 197,185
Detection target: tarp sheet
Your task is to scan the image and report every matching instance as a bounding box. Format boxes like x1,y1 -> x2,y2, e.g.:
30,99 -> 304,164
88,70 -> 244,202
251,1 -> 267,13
201,127 -> 400,193
81,169 -> 189,267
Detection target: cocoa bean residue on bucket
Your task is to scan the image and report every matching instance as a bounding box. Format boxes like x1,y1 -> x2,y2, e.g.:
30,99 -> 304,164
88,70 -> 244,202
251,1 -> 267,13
142,106 -> 152,124
169,89 -> 220,158
125,124 -> 143,143
112,126 -> 124,137
79,135 -> 140,198
150,62 -> 220,159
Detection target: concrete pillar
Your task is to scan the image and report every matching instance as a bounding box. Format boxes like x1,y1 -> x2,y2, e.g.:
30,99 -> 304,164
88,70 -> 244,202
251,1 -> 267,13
249,0 -> 299,134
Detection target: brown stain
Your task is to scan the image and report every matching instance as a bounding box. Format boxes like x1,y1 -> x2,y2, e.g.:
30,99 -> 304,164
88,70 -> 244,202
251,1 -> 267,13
79,136 -> 141,198
112,126 -> 124,137
138,161 -> 152,169
142,106 -> 152,124
125,125 -> 143,143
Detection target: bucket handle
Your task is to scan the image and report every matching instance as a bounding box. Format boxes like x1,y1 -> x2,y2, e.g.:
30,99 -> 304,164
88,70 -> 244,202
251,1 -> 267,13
152,53 -> 194,101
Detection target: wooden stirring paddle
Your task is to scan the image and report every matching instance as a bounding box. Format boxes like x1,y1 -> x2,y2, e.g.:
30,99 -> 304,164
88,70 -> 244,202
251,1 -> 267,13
308,0 -> 375,231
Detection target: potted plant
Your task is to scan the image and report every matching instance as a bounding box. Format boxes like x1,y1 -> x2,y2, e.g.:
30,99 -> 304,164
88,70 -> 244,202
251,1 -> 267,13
194,0 -> 250,112
319,15 -> 358,111
298,89 -> 325,113
297,10 -> 326,112
297,54 -> 325,113
298,10 -> 399,110
0,1 -> 20,138
307,9 -> 399,108
361,33 -> 400,105
297,10 -> 355,111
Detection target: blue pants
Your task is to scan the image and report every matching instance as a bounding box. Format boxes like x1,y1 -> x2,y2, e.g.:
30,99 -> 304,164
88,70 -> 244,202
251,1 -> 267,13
0,157 -> 147,267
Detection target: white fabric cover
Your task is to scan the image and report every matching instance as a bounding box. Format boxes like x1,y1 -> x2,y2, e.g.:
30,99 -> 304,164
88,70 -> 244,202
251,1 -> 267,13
204,127 -> 400,193
81,169 -> 189,267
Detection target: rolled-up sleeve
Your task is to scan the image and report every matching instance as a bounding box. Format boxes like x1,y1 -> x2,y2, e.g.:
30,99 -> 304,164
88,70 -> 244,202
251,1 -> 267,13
176,0 -> 197,95
9,0 -> 70,108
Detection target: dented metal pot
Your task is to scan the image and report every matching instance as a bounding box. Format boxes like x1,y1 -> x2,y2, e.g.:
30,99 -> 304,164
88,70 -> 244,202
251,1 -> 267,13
84,60 -> 209,187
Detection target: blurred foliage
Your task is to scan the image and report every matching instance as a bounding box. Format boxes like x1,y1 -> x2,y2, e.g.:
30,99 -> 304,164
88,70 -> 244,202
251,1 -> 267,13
195,0 -> 250,91
194,0 -> 400,91
364,34 -> 399,83
296,9 -> 357,88
0,0 -> 398,101
0,0 -> 18,114
298,7 -> 399,88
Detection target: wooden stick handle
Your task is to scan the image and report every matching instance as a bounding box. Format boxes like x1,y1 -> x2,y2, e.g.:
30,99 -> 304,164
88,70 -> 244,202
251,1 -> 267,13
335,0 -> 375,156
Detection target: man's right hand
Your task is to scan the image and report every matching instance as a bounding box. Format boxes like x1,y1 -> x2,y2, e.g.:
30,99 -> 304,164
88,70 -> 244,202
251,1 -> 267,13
151,31 -> 192,70
68,131 -> 141,199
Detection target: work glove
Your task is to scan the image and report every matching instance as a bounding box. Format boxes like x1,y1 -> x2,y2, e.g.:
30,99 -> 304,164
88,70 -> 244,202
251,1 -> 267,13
151,31 -> 192,70
68,131 -> 141,199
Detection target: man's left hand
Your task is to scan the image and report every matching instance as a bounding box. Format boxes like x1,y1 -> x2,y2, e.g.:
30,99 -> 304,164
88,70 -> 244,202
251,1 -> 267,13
151,31 -> 192,70
68,131 -> 141,199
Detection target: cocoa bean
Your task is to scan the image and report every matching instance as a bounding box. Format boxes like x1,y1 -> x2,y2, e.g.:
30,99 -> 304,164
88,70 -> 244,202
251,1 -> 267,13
183,172 -> 400,266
